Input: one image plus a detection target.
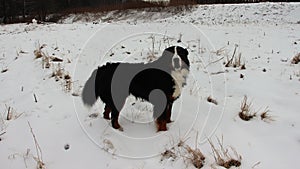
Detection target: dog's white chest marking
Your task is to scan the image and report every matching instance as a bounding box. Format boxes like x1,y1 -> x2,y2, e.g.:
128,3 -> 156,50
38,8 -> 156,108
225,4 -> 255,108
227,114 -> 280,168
171,68 -> 189,98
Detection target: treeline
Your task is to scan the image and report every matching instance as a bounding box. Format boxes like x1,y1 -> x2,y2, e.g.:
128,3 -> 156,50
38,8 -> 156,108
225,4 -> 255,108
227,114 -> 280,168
0,0 -> 295,24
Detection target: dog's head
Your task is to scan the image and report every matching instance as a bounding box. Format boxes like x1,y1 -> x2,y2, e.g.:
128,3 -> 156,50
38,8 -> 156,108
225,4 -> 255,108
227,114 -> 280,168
161,46 -> 190,71
159,46 -> 190,96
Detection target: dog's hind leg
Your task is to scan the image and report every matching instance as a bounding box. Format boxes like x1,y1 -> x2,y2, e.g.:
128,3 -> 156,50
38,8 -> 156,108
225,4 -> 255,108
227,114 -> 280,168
154,105 -> 168,132
156,114 -> 167,132
155,99 -> 174,131
103,105 -> 111,120
111,109 -> 123,131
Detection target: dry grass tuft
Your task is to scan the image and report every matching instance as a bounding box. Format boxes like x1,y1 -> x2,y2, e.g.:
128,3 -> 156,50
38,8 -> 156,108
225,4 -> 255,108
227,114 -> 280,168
161,135 -> 205,168
161,149 -> 177,161
51,64 -> 64,81
182,144 -> 205,168
50,64 -> 72,92
64,74 -> 72,92
238,96 -> 274,122
260,108 -> 274,123
225,44 -> 245,69
42,54 -> 51,69
35,44 -> 64,69
209,137 -> 242,169
103,139 -> 114,152
222,159 -> 242,168
34,49 -> 43,59
34,44 -> 51,69
291,53 -> 300,64
34,43 -> 73,93
239,96 -> 256,121
34,44 -> 47,59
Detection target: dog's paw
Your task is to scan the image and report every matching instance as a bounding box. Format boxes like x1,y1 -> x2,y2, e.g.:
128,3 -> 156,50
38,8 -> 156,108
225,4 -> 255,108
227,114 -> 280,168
113,125 -> 123,132
157,127 -> 167,132
112,125 -> 124,132
112,121 -> 123,131
166,120 -> 173,123
156,120 -> 168,132
118,126 -> 124,132
103,115 -> 110,120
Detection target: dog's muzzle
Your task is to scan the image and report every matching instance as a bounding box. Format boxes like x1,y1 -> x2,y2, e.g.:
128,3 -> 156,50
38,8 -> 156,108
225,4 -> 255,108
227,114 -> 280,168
173,58 -> 181,69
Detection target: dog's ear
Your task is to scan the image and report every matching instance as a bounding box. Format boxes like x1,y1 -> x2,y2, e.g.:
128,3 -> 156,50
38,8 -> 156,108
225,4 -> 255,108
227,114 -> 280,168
177,47 -> 189,57
177,47 -> 190,67
164,46 -> 175,53
183,48 -> 189,57
162,46 -> 175,58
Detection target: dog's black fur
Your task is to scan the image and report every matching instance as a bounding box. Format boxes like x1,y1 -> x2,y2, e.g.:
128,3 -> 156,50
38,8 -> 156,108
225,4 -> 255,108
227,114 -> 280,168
84,46 -> 190,131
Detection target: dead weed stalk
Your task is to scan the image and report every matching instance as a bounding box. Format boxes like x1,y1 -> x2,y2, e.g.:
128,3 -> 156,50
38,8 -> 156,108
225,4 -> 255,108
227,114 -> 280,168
225,44 -> 245,69
51,64 -> 72,92
4,105 -> 23,121
33,43 -> 46,59
147,35 -> 158,62
161,134 -> 205,168
182,144 -> 205,168
260,107 -> 274,123
239,96 -> 256,121
28,121 -> 45,169
34,42 -> 72,93
208,137 -> 242,169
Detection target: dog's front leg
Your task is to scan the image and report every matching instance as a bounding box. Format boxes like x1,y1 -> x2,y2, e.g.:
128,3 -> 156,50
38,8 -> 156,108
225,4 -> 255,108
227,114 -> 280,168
111,109 -> 123,131
166,102 -> 173,123
155,108 -> 168,132
103,105 -> 111,120
156,117 -> 167,132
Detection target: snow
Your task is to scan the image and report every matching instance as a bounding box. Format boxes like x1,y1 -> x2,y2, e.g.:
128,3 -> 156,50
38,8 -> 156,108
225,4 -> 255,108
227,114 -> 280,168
1,2 -> 300,169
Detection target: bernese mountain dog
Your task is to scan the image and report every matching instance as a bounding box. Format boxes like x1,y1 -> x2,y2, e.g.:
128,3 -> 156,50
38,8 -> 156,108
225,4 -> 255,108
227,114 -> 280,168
82,46 -> 190,131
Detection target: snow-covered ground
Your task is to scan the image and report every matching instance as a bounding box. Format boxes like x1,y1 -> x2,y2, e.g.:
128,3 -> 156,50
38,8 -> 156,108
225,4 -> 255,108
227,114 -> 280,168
0,2 -> 300,169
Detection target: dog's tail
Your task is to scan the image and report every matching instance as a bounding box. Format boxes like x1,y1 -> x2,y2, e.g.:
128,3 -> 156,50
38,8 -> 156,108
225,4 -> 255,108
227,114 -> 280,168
81,69 -> 98,107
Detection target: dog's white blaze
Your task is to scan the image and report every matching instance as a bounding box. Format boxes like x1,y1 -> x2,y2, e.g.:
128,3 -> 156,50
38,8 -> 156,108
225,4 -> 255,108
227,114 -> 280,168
171,68 -> 189,98
172,46 -> 182,70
